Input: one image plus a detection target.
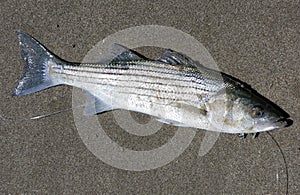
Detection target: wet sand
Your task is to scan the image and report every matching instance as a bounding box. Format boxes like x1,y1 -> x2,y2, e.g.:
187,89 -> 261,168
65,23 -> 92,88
0,0 -> 299,194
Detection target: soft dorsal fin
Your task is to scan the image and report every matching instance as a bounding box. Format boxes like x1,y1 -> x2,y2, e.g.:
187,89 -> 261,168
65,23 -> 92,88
157,50 -> 197,66
110,44 -> 147,62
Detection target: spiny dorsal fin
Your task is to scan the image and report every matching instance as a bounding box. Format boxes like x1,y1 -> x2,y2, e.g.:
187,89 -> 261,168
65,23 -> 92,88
94,44 -> 147,64
157,49 -> 198,67
110,43 -> 147,62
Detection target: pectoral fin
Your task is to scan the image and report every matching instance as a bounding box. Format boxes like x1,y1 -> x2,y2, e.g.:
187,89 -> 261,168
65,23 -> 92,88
84,91 -> 113,115
156,118 -> 189,127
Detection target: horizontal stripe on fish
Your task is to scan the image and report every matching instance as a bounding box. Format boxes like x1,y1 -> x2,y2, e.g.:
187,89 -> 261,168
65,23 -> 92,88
58,72 -> 209,101
57,71 -> 216,93
63,61 -> 222,82
52,64 -> 224,92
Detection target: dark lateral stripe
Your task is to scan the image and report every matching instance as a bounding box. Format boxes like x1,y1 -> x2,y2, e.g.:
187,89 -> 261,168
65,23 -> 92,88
82,61 -> 221,86
53,66 -> 222,92
53,60 -> 225,90
65,61 -> 187,72
59,73 -> 212,101
58,71 -> 217,93
57,62 -> 223,84
61,65 -> 207,82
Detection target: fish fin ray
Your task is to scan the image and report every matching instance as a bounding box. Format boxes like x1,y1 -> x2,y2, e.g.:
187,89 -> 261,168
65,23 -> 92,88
13,31 -> 63,96
110,43 -> 147,62
94,44 -> 147,64
156,118 -> 189,127
84,91 -> 114,115
157,49 -> 198,67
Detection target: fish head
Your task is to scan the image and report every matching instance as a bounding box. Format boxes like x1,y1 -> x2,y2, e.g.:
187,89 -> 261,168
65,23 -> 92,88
226,88 -> 292,133
246,102 -> 292,133
207,87 -> 292,134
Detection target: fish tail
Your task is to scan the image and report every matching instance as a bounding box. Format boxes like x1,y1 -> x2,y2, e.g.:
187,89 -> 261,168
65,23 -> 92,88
13,31 -> 63,96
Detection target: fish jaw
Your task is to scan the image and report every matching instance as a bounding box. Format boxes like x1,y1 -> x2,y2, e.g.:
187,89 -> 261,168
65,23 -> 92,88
253,115 -> 293,132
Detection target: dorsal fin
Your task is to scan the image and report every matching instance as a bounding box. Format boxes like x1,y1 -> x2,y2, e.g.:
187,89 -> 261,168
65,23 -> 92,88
157,49 -> 198,67
110,44 -> 147,62
94,43 -> 147,64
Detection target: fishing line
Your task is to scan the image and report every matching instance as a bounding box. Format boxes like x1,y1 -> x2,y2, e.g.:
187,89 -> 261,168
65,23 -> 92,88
0,103 -> 86,122
266,131 -> 289,195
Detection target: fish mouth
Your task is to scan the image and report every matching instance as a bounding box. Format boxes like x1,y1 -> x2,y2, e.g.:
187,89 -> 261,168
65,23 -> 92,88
274,117 -> 293,128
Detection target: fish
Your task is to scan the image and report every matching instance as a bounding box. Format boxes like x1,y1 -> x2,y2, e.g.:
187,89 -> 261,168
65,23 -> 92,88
13,31 -> 292,134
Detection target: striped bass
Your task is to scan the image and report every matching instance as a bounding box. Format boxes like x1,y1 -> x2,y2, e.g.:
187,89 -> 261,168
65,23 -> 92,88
13,31 -> 292,134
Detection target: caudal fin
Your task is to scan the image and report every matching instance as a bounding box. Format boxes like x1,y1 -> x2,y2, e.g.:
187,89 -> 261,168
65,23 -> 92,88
13,31 -> 63,96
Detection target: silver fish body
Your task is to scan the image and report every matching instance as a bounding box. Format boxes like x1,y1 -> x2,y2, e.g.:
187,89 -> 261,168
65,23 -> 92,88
13,31 -> 292,134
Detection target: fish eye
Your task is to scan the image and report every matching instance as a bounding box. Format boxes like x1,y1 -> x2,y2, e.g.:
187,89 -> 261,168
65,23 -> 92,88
251,105 -> 264,118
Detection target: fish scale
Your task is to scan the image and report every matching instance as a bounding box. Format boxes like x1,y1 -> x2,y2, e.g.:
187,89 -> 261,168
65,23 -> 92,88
54,63 -> 207,108
53,62 -> 222,93
53,62 -> 217,109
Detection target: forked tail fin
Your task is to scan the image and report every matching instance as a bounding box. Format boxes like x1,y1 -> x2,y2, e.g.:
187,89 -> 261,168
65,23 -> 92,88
13,31 -> 64,96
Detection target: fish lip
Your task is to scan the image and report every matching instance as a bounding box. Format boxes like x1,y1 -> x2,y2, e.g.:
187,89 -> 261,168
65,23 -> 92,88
274,117 -> 293,128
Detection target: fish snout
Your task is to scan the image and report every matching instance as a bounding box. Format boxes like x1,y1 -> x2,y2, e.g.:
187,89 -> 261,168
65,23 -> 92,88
274,117 -> 293,128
